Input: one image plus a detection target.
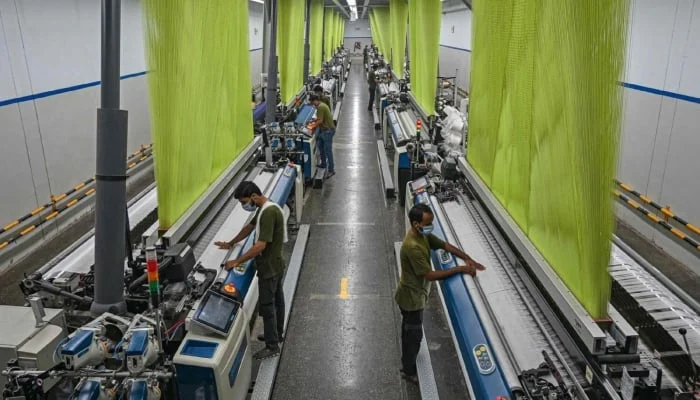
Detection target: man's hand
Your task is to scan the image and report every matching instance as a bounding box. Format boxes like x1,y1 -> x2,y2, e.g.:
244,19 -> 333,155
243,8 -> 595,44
224,260 -> 239,271
456,262 -> 486,277
468,259 -> 486,273
215,241 -> 232,250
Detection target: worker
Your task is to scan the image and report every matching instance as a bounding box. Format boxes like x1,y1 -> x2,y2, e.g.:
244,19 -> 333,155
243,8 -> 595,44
215,181 -> 288,360
313,85 -> 332,111
309,93 -> 336,178
367,64 -> 378,111
363,45 -> 369,68
395,203 -> 486,384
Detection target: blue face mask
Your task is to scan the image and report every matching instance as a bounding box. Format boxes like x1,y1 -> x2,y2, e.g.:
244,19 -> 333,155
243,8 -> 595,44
418,224 -> 434,235
242,201 -> 257,212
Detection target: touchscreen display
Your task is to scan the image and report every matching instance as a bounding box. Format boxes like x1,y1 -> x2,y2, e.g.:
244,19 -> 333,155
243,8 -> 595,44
196,292 -> 237,332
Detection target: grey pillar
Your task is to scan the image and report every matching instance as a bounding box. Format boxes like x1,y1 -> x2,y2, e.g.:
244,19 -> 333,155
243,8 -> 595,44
91,0 -> 128,315
302,0 -> 311,81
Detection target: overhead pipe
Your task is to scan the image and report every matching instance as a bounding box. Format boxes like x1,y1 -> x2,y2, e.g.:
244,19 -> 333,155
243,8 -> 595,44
331,0 -> 351,19
91,0 -> 128,315
361,0 -> 369,19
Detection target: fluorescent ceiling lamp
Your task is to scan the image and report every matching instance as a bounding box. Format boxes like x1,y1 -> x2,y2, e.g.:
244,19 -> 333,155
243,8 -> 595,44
250,0 -> 264,3
346,0 -> 358,20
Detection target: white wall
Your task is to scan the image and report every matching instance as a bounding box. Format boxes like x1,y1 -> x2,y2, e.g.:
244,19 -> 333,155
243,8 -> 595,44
344,19 -> 372,54
0,0 -> 150,227
617,0 -> 700,270
439,9 -> 472,94
0,0 -> 268,228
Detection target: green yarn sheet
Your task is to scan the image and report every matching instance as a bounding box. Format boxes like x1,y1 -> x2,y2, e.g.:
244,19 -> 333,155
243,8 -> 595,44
408,0 -> 441,115
142,0 -> 253,229
277,0 -> 306,104
390,0 -> 408,78
369,8 -> 390,59
467,0 -> 629,318
309,0 -> 324,74
324,11 -> 336,61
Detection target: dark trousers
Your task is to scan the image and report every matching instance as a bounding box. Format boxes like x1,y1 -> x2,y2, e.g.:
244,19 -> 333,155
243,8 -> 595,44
400,308 -> 424,376
368,86 -> 376,110
258,275 -> 285,346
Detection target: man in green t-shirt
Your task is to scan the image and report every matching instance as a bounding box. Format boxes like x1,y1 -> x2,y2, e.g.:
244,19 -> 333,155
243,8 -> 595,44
310,93 -> 337,178
216,181 -> 286,360
313,85 -> 332,111
367,64 -> 378,111
395,203 -> 485,384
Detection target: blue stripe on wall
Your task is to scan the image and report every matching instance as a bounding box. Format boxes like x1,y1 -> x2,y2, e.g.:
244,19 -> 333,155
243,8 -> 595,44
0,71 -> 147,107
621,82 -> 700,105
0,45 -> 262,108
440,44 -> 471,52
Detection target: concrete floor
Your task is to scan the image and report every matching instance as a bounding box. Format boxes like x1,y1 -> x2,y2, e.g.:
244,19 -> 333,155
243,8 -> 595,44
269,62 -> 467,399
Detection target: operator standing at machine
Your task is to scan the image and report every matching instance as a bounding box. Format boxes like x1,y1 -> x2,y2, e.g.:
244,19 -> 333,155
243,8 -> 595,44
309,94 -> 336,178
215,181 -> 288,360
367,64 -> 378,111
396,204 -> 486,384
313,85 -> 332,111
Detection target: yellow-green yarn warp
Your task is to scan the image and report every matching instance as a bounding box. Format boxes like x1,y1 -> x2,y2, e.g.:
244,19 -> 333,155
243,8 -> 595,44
278,0 -> 306,104
142,0 -> 253,229
324,11 -> 335,61
408,0 -> 441,115
369,8 -> 390,58
467,0 -> 629,318
309,0 -> 324,74
390,0 -> 408,78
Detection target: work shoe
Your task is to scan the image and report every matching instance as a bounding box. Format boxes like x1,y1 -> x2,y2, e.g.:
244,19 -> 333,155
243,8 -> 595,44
400,369 -> 419,385
325,171 -> 335,178
257,333 -> 284,342
254,345 -> 280,360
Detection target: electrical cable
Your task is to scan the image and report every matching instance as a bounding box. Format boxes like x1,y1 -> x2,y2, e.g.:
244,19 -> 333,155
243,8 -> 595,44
13,0 -> 54,200
0,6 -> 41,209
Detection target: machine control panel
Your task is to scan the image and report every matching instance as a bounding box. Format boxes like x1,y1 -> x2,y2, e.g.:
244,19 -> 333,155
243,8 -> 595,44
192,290 -> 241,337
473,344 -> 495,374
437,249 -> 452,266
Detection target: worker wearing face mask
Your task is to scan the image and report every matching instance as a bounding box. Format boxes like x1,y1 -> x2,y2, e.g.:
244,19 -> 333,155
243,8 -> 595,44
215,181 -> 288,360
395,203 -> 486,384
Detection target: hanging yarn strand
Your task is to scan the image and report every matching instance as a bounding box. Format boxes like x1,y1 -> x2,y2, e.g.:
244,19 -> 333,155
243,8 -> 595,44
142,0 -> 254,229
467,0 -> 630,319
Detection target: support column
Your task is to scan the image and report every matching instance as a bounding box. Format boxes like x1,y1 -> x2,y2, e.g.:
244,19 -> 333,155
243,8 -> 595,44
91,0 -> 128,315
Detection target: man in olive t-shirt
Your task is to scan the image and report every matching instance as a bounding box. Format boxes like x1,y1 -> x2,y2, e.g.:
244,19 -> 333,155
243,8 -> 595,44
216,181 -> 286,360
395,203 -> 486,384
313,85 -> 332,111
367,64 -> 378,111
310,94 -> 337,177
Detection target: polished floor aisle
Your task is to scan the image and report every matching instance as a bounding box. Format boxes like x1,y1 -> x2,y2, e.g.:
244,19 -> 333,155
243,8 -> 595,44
272,62 -> 409,399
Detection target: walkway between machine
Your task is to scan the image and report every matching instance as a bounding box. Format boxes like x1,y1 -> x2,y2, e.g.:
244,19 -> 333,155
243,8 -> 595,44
271,62 -> 409,400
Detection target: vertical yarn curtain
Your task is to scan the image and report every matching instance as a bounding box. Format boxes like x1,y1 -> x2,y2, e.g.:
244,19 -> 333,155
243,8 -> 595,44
389,0 -> 408,77
336,13 -> 343,49
467,1 -> 629,318
278,0 -> 306,104
369,8 -> 390,58
408,0 -> 441,115
324,11 -> 335,61
309,0 -> 324,74
142,0 -> 253,228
